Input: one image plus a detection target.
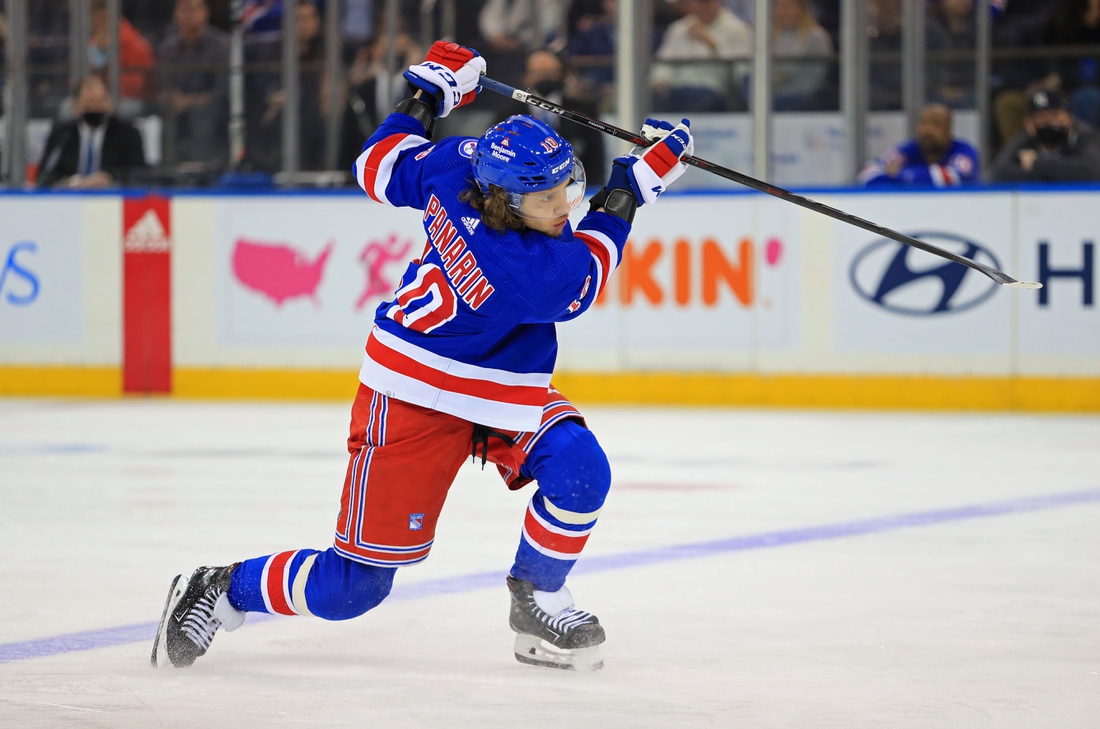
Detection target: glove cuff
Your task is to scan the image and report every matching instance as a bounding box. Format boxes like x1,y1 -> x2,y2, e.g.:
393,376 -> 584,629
394,95 -> 438,139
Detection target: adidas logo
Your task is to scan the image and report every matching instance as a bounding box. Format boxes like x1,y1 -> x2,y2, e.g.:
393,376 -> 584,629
462,216 -> 480,235
124,209 -> 171,253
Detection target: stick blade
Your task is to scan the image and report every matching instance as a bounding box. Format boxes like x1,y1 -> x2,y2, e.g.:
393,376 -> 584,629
970,259 -> 1042,289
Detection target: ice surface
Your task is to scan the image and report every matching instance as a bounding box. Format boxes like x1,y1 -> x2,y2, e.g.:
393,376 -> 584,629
1,398 -> 1098,727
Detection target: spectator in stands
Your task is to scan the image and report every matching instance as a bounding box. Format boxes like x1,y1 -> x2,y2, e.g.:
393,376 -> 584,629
772,0 -> 834,111
930,0 -> 976,109
158,0 -> 230,165
89,0 -> 156,117
991,88 -> 1100,181
859,103 -> 979,186
37,75 -> 147,188
652,0 -> 753,112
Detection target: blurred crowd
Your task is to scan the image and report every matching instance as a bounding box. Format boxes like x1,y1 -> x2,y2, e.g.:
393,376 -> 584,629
3,0 -> 1099,185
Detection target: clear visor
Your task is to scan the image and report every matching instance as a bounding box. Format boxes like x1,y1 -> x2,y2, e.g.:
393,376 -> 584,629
507,156 -> 587,221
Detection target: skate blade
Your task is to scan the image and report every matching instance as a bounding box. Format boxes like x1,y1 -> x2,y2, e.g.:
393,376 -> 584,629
150,574 -> 183,668
513,633 -> 604,672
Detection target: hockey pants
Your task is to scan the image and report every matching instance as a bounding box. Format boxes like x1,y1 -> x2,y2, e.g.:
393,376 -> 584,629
227,417 -> 611,620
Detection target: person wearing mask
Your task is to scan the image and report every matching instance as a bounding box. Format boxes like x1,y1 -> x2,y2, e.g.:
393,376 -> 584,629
859,103 -> 979,186
992,88 -> 1100,182
37,75 -> 147,188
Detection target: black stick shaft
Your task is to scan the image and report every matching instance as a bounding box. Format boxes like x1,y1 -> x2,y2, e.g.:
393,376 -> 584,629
479,76 -> 1040,290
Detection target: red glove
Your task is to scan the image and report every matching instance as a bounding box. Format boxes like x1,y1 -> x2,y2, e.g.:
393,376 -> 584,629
423,41 -> 484,110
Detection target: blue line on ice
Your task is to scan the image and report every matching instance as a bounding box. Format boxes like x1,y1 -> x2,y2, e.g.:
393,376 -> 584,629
3,487 -> 1098,664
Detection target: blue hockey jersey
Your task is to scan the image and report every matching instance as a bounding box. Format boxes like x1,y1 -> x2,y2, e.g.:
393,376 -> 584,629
858,139 -> 979,187
353,112 -> 629,431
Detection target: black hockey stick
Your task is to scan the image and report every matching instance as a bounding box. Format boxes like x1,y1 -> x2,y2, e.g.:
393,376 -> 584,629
479,76 -> 1041,290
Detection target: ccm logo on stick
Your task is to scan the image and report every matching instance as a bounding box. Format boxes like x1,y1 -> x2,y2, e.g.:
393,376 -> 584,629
849,233 -> 1000,316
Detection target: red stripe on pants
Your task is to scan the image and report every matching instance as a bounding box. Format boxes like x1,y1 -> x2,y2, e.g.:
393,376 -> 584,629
523,508 -> 589,555
266,551 -> 296,615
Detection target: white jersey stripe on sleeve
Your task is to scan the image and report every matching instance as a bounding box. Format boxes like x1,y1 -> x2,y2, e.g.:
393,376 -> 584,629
576,227 -> 619,271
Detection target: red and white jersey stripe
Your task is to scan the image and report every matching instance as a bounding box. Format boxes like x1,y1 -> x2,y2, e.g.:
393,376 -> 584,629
355,133 -> 433,205
573,227 -> 620,299
359,326 -> 552,431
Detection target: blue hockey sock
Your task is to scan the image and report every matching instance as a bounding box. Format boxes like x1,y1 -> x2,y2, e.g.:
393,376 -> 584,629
228,547 -> 396,621
510,420 -> 611,592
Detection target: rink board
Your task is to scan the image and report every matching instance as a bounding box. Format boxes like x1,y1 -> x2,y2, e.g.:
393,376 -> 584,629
1,187 -> 1098,410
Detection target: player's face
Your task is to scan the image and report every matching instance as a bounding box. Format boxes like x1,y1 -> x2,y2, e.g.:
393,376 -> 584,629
519,180 -> 573,236
515,160 -> 586,236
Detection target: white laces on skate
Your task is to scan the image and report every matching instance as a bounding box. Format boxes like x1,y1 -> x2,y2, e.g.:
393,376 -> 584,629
542,607 -> 596,634
180,589 -> 223,650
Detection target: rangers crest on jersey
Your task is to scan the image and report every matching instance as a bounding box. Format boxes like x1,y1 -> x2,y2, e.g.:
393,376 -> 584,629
459,139 -> 477,158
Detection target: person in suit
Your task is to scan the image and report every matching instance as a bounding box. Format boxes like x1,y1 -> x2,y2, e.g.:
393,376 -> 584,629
37,75 -> 147,188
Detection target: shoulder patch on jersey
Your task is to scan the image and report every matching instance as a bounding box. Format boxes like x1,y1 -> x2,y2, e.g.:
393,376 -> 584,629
459,139 -> 477,159
414,147 -> 435,161
462,216 -> 480,235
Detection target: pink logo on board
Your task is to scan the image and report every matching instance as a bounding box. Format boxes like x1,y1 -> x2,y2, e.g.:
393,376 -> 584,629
232,238 -> 334,306
356,235 -> 413,310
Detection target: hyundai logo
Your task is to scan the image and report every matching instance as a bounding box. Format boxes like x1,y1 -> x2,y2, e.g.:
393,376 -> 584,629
849,232 -> 1000,316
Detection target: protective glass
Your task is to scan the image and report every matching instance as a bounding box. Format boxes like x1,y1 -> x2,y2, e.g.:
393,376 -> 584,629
508,157 -> 587,221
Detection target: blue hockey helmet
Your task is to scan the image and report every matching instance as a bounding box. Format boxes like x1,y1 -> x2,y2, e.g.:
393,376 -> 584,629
471,115 -> 586,220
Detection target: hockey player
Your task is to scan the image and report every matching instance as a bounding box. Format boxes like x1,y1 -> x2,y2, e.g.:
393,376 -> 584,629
152,41 -> 694,672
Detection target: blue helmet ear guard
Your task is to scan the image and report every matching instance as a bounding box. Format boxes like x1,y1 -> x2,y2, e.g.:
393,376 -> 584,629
472,115 -> 577,195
